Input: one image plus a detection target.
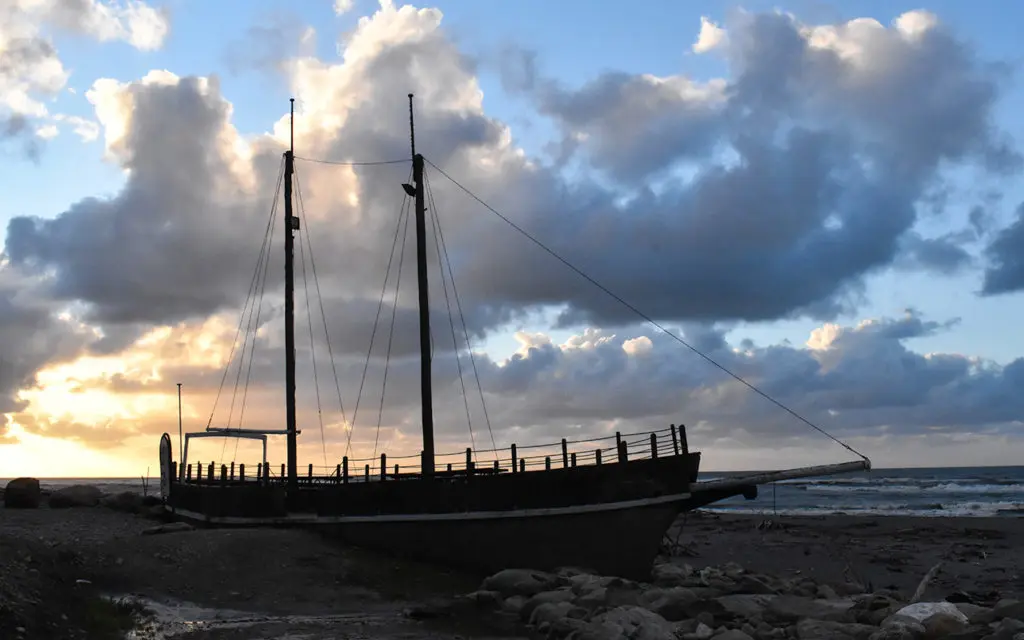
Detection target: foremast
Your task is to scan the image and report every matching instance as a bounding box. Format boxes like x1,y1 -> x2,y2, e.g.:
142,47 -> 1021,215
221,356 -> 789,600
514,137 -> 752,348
409,94 -> 435,475
285,98 -> 299,496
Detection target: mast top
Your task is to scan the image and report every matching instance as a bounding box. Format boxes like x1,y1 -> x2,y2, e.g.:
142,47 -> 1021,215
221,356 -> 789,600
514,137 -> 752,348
289,97 -> 295,155
408,93 -> 416,159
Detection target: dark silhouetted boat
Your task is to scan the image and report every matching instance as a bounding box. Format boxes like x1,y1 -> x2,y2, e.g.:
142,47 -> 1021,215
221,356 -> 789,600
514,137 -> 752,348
158,97 -> 870,579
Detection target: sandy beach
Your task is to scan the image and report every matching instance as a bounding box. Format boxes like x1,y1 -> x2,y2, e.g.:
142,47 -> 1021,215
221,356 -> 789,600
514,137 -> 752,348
2,498 -> 1023,639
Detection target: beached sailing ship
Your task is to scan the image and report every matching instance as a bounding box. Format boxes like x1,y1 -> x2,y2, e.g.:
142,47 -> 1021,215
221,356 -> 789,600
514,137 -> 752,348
158,97 -> 871,578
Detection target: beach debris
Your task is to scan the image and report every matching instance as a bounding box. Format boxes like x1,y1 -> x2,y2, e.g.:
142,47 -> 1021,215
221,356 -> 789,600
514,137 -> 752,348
909,561 -> 943,603
3,478 -> 40,509
141,522 -> 193,536
48,485 -> 103,509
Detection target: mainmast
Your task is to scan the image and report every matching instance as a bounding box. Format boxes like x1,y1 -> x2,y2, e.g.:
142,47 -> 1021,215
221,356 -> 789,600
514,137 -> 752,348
284,98 -> 299,495
408,94 -> 435,475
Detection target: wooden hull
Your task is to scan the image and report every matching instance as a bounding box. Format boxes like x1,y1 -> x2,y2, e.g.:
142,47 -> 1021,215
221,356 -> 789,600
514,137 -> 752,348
164,451 -> 752,578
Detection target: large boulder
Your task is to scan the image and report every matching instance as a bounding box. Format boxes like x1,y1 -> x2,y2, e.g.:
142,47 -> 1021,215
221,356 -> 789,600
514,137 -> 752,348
4,477 -> 41,508
101,491 -> 145,513
49,485 -> 103,508
481,569 -> 560,597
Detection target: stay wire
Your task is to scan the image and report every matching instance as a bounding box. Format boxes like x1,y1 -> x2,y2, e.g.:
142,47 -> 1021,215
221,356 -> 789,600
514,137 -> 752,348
294,156 -> 408,167
373,196 -> 412,466
294,171 -> 328,468
293,166 -> 350,461
422,156 -> 869,462
424,169 -> 498,458
426,171 -> 478,462
206,156 -> 285,431
347,170 -> 413,458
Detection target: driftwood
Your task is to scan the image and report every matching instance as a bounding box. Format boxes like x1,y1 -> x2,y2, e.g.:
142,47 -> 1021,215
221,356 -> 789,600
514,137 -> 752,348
910,561 -> 943,603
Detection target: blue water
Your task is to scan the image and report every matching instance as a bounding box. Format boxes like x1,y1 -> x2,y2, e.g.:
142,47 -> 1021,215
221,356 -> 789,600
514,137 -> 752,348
7,466 -> 1024,517
702,466 -> 1024,517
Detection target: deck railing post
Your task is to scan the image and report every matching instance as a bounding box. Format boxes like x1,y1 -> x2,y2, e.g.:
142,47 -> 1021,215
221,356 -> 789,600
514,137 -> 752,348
364,464 -> 369,481
343,456 -> 349,483
307,463 -> 313,483
230,461 -> 235,480
172,461 -> 178,482
618,441 -> 628,463
615,432 -> 622,459
519,458 -> 525,473
561,438 -> 569,468
381,454 -> 387,481
511,444 -> 517,473
220,464 -> 227,484
571,452 -> 577,467
281,463 -> 285,479
679,423 -> 689,455
394,463 -> 399,478
256,463 -> 262,484
186,463 -> 192,482
595,449 -> 602,465
239,463 -> 246,482
650,433 -> 658,459
494,460 -> 499,472
670,424 -> 680,455
545,456 -> 551,471
335,464 -> 341,483
447,463 -> 453,472
207,462 -> 214,482
466,448 -> 473,475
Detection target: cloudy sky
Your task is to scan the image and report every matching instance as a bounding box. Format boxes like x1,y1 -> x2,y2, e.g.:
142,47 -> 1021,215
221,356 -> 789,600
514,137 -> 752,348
1,0 -> 1023,478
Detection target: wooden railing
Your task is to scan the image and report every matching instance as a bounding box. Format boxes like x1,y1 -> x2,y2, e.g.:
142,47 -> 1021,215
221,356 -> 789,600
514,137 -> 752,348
173,424 -> 691,487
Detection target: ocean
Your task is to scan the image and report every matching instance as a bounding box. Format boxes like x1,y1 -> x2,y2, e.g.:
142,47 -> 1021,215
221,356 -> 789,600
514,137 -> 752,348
6,466 -> 1024,517
703,465 -> 1024,517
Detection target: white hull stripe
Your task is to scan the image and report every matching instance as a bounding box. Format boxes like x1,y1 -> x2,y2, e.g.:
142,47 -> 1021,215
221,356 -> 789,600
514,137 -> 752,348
167,491 -> 692,526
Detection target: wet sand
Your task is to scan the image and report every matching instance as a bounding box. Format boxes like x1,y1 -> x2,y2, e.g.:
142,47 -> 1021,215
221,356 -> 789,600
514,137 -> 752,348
2,505 -> 1022,638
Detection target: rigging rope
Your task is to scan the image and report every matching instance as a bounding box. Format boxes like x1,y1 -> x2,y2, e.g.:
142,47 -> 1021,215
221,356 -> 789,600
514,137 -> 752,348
206,156 -> 285,432
424,169 -> 499,460
294,156 -> 407,167
346,170 -> 413,458
422,156 -> 870,463
427,172 -> 478,462
293,166 -> 351,460
373,195 -> 412,464
296,187 -> 329,468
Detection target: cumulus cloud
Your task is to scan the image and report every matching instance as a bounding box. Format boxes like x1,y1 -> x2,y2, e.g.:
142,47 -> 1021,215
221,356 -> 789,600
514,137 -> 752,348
692,16 -> 726,54
0,0 -> 168,156
0,2 -> 1022,465
335,0 -> 355,16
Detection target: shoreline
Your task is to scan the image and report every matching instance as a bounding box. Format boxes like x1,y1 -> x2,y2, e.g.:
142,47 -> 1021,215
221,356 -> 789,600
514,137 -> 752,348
2,501 -> 1022,638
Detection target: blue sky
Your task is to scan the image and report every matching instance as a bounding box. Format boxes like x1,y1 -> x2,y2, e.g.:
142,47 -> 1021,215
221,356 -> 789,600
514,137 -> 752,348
5,0 -> 1024,474
9,0 -> 1023,365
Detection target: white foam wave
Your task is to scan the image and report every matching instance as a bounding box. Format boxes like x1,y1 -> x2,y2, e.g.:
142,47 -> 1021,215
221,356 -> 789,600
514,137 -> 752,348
809,482 -> 1024,495
705,500 -> 1024,518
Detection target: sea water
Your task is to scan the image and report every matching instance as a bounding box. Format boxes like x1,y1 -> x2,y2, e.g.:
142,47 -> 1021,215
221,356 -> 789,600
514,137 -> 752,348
702,465 -> 1024,517
7,466 -> 1024,517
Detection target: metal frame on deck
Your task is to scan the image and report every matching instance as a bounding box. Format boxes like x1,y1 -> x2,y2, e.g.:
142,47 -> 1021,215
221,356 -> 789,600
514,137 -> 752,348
181,428 -> 297,480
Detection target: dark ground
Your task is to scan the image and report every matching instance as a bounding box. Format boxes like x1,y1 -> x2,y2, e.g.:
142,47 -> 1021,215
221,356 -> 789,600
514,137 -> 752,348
2,506 -> 1022,638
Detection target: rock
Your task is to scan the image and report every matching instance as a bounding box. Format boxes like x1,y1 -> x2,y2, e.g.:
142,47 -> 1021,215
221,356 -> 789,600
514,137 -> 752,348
520,588 -> 576,621
529,600 -> 579,627
652,563 -> 693,587
891,602 -> 968,627
713,630 -> 754,640
953,603 -> 992,624
796,619 -> 877,640
482,568 -> 559,597
765,596 -> 856,623
735,574 -> 780,595
141,522 -> 193,535
716,594 -> 774,618
994,600 -> 1024,622
868,626 -> 919,640
4,478 -> 41,509
879,614 -> 925,635
502,595 -> 527,615
589,606 -> 677,640
922,610 -> 968,637
460,590 -> 502,609
639,587 -> 698,621
576,587 -> 608,609
101,491 -> 145,513
48,485 -> 102,508
684,622 -> 715,640
990,618 -> 1024,640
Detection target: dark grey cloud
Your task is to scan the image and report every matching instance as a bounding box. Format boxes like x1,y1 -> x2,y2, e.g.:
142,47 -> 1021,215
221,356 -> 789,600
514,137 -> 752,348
981,202 -> 1024,295
1,4 -> 1022,456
